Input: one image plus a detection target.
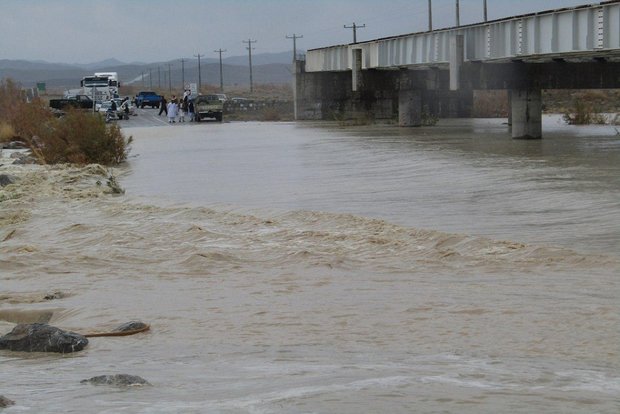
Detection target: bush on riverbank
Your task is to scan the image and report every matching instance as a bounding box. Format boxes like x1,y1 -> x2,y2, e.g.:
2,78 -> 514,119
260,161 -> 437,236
0,78 -> 131,165
560,91 -> 611,125
562,99 -> 608,125
35,109 -> 132,165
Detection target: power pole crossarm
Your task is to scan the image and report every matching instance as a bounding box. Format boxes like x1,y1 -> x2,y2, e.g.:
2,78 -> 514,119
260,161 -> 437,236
286,33 -> 303,62
344,22 -> 365,44
194,53 -> 205,94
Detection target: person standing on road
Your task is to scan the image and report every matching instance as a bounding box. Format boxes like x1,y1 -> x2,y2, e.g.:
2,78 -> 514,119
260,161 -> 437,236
158,96 -> 168,116
187,99 -> 195,122
167,99 -> 178,123
178,98 -> 186,122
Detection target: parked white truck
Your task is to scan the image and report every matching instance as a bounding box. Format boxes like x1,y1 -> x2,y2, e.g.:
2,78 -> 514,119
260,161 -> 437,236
80,72 -> 119,102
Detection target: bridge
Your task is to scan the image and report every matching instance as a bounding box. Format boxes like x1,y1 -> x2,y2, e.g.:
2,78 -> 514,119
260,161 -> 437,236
294,0 -> 620,138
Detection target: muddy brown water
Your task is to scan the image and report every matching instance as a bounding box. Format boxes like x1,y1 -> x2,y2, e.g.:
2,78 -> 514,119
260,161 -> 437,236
1,115 -> 619,413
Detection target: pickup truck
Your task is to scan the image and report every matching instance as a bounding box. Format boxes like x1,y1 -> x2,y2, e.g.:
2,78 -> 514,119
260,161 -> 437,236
134,91 -> 162,108
193,94 -> 223,122
49,95 -> 94,110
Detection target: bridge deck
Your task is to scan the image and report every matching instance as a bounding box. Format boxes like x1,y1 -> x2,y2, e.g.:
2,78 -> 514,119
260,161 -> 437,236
306,0 -> 620,72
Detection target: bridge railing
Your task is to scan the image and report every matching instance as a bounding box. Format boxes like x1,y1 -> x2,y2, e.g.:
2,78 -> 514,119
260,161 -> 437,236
306,1 -> 620,72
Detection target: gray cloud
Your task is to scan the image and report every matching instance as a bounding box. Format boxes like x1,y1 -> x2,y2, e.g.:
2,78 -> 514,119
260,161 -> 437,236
0,0 -> 591,63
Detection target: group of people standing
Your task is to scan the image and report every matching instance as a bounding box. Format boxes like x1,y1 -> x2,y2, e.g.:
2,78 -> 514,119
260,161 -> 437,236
158,89 -> 195,124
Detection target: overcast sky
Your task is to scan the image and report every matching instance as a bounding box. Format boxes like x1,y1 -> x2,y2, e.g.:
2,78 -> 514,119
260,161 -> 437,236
1,0 -> 594,64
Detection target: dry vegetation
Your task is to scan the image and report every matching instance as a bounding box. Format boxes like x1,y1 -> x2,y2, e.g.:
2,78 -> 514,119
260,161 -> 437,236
473,90 -> 510,118
547,90 -> 618,125
1,78 -> 132,165
473,89 -> 620,125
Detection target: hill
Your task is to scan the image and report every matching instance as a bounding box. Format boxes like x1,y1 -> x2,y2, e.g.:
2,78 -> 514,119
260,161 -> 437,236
0,52 -> 298,92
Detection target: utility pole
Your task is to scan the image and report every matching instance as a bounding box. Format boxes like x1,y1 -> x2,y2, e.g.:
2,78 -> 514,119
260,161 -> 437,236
149,68 -> 152,89
456,0 -> 460,26
243,39 -> 257,93
214,48 -> 226,92
286,33 -> 303,62
167,63 -> 173,94
158,66 -> 161,89
344,22 -> 365,44
180,58 -> 186,90
428,0 -> 433,31
141,71 -> 145,88
194,53 -> 204,94
483,0 -> 488,22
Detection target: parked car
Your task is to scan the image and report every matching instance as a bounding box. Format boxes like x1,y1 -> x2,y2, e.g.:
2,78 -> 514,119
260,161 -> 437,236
49,94 -> 94,110
215,93 -> 228,102
134,91 -> 163,108
193,94 -> 223,122
229,97 -> 254,110
98,100 -> 130,120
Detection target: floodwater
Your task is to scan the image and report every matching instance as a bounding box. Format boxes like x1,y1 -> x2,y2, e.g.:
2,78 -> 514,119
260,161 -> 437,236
1,116 -> 619,413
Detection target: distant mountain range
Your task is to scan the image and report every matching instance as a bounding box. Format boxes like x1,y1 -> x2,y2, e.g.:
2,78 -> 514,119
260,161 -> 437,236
0,51 -> 299,91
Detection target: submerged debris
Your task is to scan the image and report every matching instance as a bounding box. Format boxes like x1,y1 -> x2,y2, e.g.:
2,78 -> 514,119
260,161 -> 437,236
83,320 -> 150,337
105,174 -> 125,194
0,395 -> 15,408
43,291 -> 68,301
81,374 -> 151,387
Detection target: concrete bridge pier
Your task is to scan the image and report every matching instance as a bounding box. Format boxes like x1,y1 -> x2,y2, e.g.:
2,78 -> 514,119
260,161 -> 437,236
510,89 -> 542,139
398,90 -> 422,126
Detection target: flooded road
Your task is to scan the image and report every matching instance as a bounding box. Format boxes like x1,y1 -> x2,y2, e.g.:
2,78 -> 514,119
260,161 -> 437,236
125,114 -> 620,256
1,112 -> 619,413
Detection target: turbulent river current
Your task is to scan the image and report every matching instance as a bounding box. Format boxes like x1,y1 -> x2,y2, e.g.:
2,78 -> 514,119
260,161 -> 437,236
1,117 -> 619,413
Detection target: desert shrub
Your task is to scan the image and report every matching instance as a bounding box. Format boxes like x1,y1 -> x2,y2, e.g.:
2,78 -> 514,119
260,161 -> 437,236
11,98 -> 55,141
261,108 -> 281,121
421,110 -> 438,126
0,122 -> 15,142
0,78 -> 24,123
1,78 -> 131,165
1,78 -> 55,149
34,109 -> 132,165
562,99 -> 607,125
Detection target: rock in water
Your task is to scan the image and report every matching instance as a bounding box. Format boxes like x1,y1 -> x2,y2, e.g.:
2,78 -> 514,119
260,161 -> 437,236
0,323 -> 88,353
81,374 -> 151,387
0,174 -> 15,187
0,395 -> 15,408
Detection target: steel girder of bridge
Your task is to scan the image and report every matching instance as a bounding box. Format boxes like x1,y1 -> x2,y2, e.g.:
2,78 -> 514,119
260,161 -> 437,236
306,0 -> 620,72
